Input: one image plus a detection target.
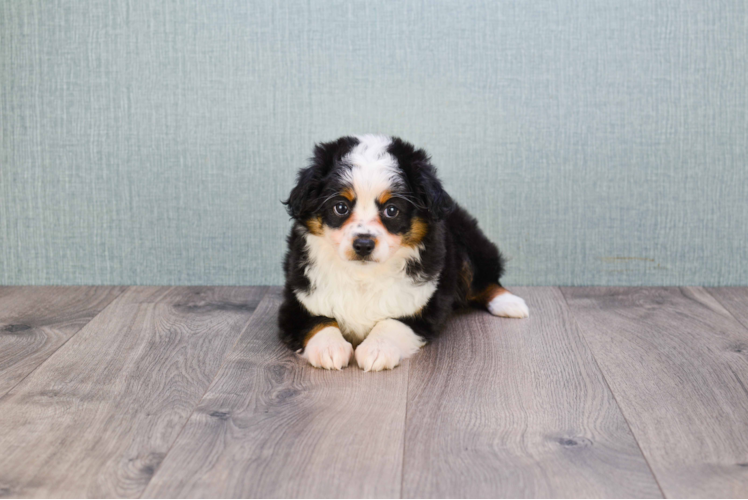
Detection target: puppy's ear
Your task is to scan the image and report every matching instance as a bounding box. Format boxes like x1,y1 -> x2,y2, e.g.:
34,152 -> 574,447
284,163 -> 322,220
284,137 -> 358,220
388,138 -> 454,221
415,161 -> 453,221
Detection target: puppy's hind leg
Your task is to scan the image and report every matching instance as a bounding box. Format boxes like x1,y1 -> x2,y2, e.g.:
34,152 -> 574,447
466,279 -> 529,318
447,206 -> 529,318
485,286 -> 529,319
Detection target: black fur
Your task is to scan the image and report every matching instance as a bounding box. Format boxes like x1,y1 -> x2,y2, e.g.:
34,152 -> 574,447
279,136 -> 507,352
387,137 -> 454,221
283,136 -> 359,220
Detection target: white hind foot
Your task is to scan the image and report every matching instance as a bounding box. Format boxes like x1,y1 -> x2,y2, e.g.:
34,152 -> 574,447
488,291 -> 529,318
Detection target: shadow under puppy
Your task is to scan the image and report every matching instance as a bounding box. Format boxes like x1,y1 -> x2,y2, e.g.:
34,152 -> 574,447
279,135 -> 528,371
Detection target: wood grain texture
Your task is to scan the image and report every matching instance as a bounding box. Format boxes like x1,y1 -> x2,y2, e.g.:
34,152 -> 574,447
402,287 -> 661,498
0,286 -> 266,498
562,287 -> 748,498
143,287 -> 410,499
0,286 -> 126,396
708,287 -> 748,330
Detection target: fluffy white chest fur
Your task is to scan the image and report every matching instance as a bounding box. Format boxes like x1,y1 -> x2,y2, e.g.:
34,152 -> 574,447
296,231 -> 438,343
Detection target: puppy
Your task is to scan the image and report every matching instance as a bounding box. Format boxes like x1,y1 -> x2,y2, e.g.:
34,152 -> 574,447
279,135 -> 528,371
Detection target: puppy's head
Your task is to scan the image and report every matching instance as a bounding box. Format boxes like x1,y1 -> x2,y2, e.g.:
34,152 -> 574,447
285,135 -> 452,264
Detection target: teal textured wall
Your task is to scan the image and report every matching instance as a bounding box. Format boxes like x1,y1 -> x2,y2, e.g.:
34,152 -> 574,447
1,1 -> 747,286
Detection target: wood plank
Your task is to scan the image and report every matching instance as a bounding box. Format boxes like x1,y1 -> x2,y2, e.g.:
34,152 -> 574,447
402,287 -> 661,498
0,286 -> 126,396
708,287 -> 748,330
562,287 -> 748,498
0,286 -> 266,498
143,287 -> 410,499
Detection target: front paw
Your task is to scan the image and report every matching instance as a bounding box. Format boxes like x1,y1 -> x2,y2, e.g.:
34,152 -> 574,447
302,327 -> 354,370
355,336 -> 404,372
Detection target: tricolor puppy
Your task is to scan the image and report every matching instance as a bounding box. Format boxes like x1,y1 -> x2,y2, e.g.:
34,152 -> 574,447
279,135 -> 528,371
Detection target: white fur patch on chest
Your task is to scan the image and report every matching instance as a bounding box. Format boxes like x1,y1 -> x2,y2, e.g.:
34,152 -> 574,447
296,232 -> 438,343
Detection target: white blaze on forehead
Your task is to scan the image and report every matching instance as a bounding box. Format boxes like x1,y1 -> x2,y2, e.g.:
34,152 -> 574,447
341,135 -> 402,220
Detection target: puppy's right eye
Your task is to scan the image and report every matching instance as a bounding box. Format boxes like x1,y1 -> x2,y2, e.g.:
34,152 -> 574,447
333,202 -> 349,216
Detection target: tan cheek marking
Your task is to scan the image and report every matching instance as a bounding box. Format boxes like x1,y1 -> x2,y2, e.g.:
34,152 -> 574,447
305,216 -> 323,236
341,187 -> 355,202
402,217 -> 429,247
303,320 -> 339,347
378,190 -> 392,204
468,284 -> 508,307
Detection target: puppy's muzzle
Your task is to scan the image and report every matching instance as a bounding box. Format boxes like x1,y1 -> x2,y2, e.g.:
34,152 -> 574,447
352,236 -> 376,257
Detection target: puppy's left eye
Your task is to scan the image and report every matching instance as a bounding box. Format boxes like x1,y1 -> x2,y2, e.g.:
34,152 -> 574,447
333,202 -> 349,216
383,205 -> 399,218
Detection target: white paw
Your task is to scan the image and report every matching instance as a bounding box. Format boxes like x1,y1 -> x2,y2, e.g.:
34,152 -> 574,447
488,292 -> 529,318
355,337 -> 403,372
354,319 -> 425,372
302,327 -> 354,370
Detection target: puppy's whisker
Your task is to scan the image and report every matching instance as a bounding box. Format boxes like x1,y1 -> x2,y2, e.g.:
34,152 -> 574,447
313,192 -> 346,212
394,194 -> 427,211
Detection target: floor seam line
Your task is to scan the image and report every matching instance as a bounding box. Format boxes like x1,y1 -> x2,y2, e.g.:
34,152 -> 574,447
558,286 -> 668,499
0,286 -> 129,399
138,286 -> 270,498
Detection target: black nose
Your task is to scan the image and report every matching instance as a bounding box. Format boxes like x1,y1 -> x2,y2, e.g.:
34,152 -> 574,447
353,237 -> 375,256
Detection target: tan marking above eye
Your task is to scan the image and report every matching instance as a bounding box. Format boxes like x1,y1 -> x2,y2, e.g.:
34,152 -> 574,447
340,187 -> 355,202
377,190 -> 392,204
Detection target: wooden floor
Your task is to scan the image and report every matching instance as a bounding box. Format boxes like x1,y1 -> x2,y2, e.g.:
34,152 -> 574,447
0,287 -> 747,498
